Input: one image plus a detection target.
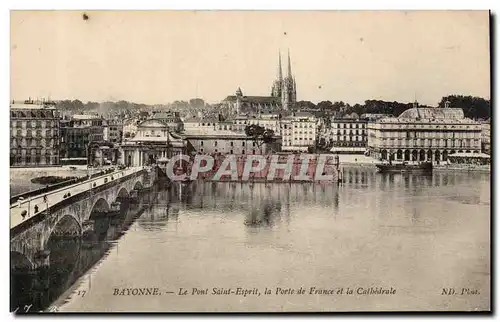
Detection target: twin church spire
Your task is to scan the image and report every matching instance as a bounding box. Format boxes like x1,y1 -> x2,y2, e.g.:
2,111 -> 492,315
272,49 -> 296,110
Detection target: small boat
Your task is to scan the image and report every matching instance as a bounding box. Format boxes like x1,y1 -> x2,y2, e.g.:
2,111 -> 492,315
375,161 -> 433,173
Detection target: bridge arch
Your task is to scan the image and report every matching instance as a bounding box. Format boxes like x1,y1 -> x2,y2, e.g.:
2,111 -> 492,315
90,198 -> 110,217
116,187 -> 129,202
133,181 -> 143,191
48,214 -> 82,241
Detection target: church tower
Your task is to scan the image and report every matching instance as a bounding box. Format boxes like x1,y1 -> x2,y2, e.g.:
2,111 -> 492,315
271,51 -> 283,98
281,49 -> 297,110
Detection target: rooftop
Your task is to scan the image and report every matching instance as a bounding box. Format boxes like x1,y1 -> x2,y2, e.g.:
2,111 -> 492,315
10,103 -> 57,110
398,107 -> 464,120
72,114 -> 101,120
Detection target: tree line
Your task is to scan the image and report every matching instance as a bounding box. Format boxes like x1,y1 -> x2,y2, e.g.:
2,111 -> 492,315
54,94 -> 490,120
296,95 -> 490,120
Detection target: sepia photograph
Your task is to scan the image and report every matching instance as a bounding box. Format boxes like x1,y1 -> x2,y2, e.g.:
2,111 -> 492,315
8,9 -> 491,313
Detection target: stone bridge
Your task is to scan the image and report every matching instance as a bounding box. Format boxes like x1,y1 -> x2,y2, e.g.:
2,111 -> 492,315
10,167 -> 157,271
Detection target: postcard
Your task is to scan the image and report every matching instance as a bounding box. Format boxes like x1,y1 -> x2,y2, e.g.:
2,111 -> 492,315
9,10 -> 491,313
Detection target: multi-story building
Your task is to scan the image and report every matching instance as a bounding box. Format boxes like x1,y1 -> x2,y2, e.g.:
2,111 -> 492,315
59,114 -> 104,162
481,120 -> 491,154
103,119 -> 124,143
182,116 -> 220,133
367,106 -> 482,162
123,119 -> 139,139
228,113 -> 281,133
280,112 -> 317,152
10,101 -> 61,167
182,128 -> 282,155
328,117 -> 368,154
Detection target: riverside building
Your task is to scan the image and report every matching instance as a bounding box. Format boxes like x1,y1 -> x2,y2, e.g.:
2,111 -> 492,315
367,103 -> 482,162
10,100 -> 61,167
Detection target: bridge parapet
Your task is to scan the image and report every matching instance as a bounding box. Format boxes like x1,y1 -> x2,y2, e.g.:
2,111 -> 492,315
10,166 -> 155,271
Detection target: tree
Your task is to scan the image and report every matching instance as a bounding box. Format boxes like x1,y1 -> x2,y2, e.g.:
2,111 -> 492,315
244,124 -> 275,153
296,100 -> 316,109
438,95 -> 490,119
189,98 -> 205,109
317,100 -> 334,111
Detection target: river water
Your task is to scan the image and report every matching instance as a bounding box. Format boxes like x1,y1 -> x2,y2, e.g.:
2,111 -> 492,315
11,168 -> 490,312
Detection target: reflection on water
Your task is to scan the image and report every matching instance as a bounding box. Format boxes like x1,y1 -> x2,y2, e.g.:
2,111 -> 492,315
11,169 -> 491,312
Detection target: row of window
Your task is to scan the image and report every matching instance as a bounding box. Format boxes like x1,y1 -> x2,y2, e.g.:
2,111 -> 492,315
12,129 -> 58,137
11,149 -> 57,155
333,123 -> 367,129
11,110 -> 58,119
334,142 -> 366,147
374,139 -> 480,148
332,137 -> 367,142
377,131 -> 481,139
198,148 -> 258,155
12,138 -> 55,147
335,130 -> 366,135
10,155 -> 58,165
372,124 -> 479,130
11,120 -> 58,128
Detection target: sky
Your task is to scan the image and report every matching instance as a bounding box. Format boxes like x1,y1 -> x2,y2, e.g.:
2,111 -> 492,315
10,10 -> 490,106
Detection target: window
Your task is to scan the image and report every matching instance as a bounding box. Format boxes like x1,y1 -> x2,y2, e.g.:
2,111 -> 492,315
230,150 -> 233,154
26,154 -> 31,163
214,141 -> 218,147
200,141 -> 204,146
242,150 -> 245,154
45,156 -> 51,164
242,142 -> 245,146
252,149 -> 255,154
230,142 -> 234,147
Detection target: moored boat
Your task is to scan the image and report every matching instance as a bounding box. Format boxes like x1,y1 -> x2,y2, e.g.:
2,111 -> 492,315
375,161 -> 433,173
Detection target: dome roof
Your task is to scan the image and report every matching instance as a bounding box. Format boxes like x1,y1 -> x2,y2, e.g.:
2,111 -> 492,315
398,108 -> 464,120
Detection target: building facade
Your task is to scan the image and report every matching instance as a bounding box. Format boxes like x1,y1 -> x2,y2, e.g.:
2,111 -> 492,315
59,114 -> 104,162
280,112 -> 317,152
103,119 -> 124,144
120,119 -> 186,167
481,120 -> 491,154
367,107 -> 482,162
182,129 -> 282,155
10,101 -> 61,167
328,117 -> 368,154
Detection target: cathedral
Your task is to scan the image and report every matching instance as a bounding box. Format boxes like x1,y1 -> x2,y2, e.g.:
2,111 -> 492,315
271,50 -> 297,111
222,50 -> 297,114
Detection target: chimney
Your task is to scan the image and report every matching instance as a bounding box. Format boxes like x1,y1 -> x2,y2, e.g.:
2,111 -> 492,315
444,101 -> 451,108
